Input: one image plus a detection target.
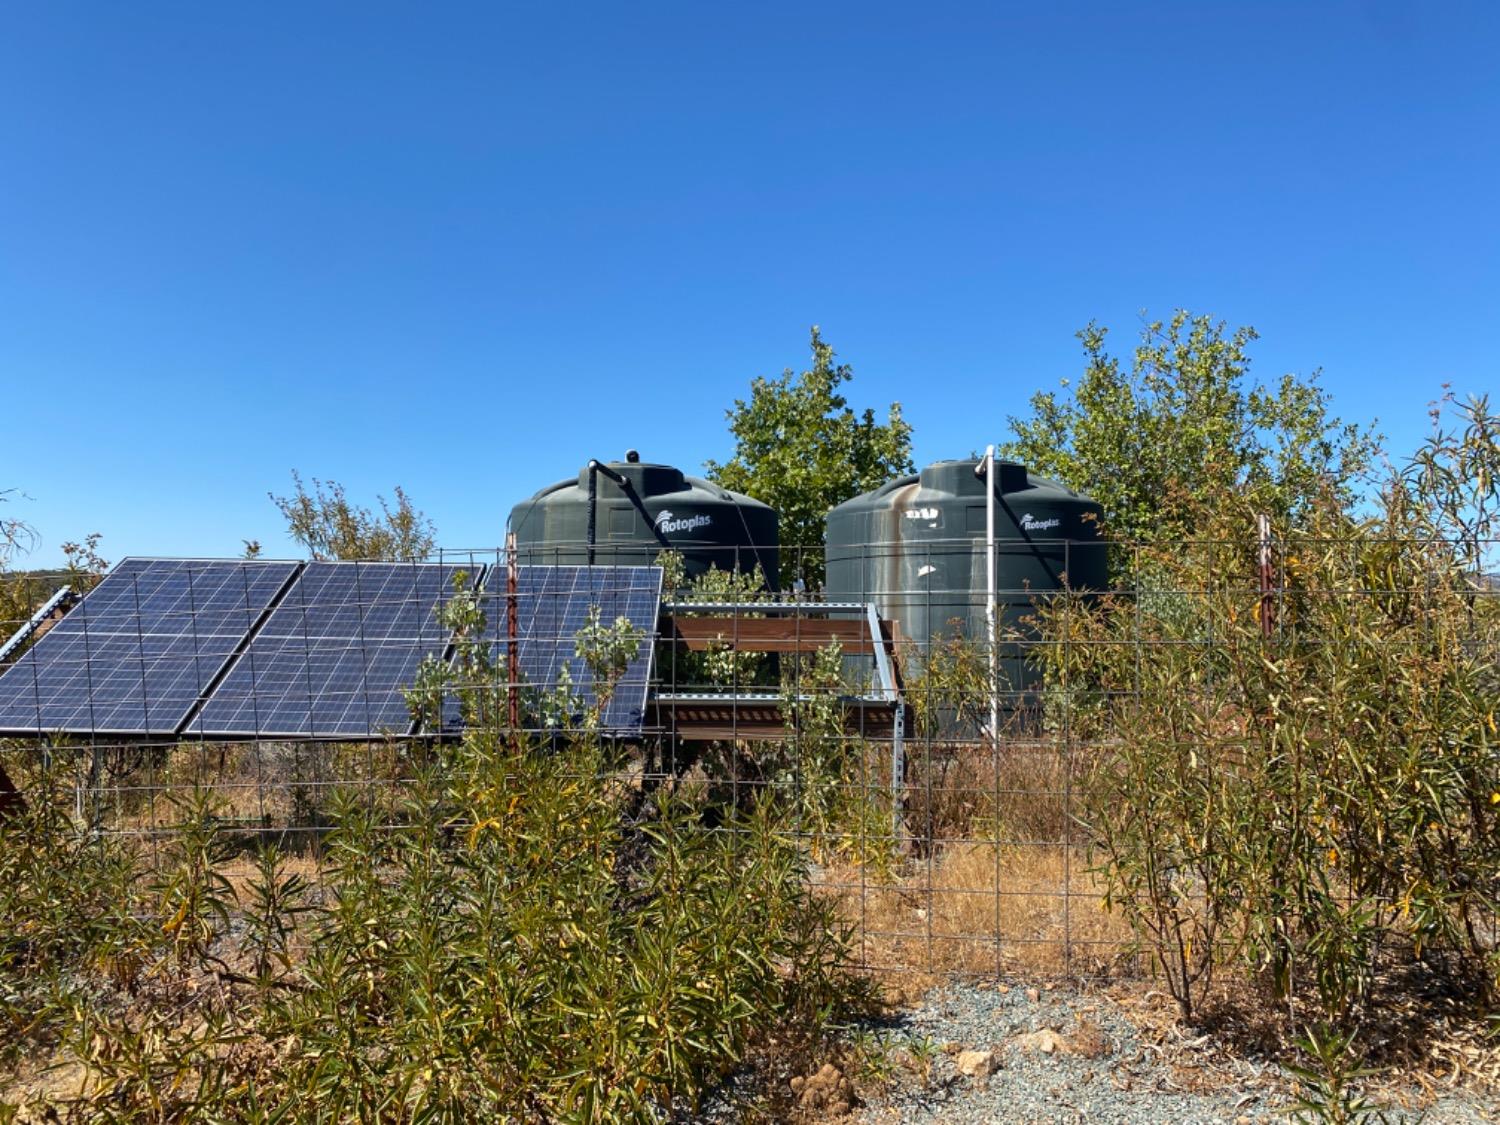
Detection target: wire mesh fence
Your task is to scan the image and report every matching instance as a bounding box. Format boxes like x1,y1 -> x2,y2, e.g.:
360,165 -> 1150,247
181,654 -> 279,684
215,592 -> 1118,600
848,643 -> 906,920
2,534 -> 1497,983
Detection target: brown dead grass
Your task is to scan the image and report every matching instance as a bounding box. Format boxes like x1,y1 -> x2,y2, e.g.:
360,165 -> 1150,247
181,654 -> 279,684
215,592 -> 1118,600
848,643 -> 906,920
900,737 -> 1088,847
73,740 -> 1137,984
91,741 -> 412,850
813,734 -> 1134,980
824,842 -> 1136,979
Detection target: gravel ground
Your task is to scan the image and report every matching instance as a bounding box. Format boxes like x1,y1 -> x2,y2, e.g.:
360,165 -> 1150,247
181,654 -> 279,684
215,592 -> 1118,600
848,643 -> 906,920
848,983 -> 1496,1125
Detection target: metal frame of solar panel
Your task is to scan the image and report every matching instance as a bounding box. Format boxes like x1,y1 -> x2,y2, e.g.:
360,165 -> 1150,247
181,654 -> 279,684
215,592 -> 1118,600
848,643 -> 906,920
476,565 -> 662,734
0,558 -> 299,737
193,561 -> 470,740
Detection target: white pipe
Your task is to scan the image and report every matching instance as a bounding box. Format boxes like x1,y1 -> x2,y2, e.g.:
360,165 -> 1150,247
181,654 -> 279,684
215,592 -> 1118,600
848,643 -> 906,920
985,444 -> 998,740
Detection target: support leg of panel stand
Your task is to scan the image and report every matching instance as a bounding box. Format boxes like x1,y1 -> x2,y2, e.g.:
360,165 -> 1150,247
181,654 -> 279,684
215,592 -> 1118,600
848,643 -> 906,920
866,602 -> 909,852
0,760 -> 24,819
890,694 -> 906,852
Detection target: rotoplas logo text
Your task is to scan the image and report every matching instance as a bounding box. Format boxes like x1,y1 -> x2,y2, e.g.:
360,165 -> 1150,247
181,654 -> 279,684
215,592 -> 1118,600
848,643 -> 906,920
654,510 -> 713,535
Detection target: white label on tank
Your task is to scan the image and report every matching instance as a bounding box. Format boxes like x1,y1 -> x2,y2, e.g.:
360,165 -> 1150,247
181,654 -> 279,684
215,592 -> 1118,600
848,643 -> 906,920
917,564 -> 936,577
654,510 -> 713,535
903,507 -> 939,520
1020,513 -> 1061,532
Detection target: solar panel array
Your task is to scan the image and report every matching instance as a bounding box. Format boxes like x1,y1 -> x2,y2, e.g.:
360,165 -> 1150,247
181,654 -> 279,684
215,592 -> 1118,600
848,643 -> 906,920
193,562 -> 469,739
0,558 -> 664,740
477,565 -> 662,733
0,559 -> 298,736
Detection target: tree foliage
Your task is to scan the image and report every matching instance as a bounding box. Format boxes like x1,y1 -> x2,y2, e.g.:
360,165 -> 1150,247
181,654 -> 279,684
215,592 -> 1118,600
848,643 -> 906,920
0,489 -> 36,573
706,327 -> 913,587
0,494 -> 105,644
0,490 -> 36,637
270,471 -> 436,561
1003,311 -> 1378,550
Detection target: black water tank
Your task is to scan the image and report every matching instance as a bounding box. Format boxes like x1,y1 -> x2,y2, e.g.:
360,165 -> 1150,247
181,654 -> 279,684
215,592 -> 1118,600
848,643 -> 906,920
509,456 -> 780,590
824,458 -> 1104,692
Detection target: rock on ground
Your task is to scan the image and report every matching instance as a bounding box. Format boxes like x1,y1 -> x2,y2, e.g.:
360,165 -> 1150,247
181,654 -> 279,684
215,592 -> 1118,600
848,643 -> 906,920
792,1063 -> 854,1116
954,1049 -> 998,1078
852,983 -> 1495,1125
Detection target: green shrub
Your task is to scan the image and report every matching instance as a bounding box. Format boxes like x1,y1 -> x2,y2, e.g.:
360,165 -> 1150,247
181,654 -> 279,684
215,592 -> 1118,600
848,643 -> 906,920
3,732 -> 870,1121
0,766 -> 156,1076
1040,393 -> 1500,1023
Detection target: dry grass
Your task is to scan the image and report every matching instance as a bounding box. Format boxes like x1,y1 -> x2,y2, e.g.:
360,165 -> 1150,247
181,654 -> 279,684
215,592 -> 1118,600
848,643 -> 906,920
823,842 -> 1135,978
898,735 -> 1101,845
85,741 -> 413,848
803,734 -> 1133,979
80,740 -> 1134,985
65,738 -> 1138,986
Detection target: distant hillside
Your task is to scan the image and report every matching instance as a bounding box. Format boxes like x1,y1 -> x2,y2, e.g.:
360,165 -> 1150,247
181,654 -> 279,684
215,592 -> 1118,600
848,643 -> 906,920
6,568 -> 74,596
2,569 -> 77,637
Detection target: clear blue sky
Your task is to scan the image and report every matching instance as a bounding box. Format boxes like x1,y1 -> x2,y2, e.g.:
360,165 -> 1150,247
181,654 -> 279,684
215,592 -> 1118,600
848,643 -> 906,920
3,1 -> 1496,566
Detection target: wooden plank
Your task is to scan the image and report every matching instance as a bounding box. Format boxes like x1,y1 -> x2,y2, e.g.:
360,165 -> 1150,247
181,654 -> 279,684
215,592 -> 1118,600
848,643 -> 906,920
663,615 -> 875,653
664,721 -> 789,741
650,700 -> 904,742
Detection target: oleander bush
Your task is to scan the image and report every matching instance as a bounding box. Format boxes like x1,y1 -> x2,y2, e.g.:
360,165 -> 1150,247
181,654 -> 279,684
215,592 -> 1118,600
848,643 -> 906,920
1039,393 -> 1500,1023
1,733 -> 871,1122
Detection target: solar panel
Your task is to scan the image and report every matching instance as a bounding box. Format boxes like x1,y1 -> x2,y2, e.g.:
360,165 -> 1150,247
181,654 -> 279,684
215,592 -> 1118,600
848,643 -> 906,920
0,559 -> 299,736
0,559 -> 661,741
476,565 -> 662,733
192,561 -> 471,739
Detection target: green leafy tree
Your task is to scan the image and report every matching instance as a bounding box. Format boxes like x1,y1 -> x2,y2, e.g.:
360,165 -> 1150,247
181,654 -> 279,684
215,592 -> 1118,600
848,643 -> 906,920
706,327 -> 914,588
59,533 -> 108,586
270,471 -> 436,561
1003,311 -> 1378,554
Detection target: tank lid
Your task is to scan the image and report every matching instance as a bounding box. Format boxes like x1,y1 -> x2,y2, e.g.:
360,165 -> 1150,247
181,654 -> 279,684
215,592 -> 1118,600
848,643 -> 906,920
976,458 -> 1030,494
578,460 -> 686,498
915,457 -> 1071,498
916,458 -> 997,496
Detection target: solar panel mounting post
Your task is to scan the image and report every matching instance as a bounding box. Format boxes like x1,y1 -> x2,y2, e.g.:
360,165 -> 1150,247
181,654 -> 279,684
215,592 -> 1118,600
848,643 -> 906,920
866,601 -> 906,846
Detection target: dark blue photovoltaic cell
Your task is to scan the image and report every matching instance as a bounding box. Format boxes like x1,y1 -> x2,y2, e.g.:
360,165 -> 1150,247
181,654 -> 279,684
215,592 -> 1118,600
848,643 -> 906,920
475,565 -> 661,732
193,561 -> 469,738
0,559 -> 299,735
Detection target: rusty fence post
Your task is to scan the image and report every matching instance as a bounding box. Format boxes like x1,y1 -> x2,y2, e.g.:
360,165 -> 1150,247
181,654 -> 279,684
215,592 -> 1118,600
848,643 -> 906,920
1257,513 -> 1275,640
